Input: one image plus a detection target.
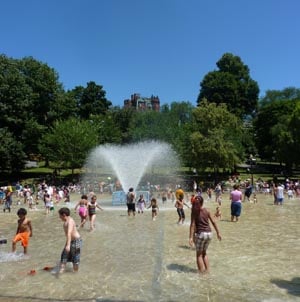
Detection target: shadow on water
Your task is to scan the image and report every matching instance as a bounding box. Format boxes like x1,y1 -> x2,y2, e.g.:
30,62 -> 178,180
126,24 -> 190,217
270,277 -> 300,297
178,244 -> 192,250
167,263 -> 198,274
0,296 -> 143,302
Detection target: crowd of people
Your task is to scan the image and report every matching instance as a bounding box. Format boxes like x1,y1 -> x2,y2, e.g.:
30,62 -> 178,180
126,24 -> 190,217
1,176 -> 300,275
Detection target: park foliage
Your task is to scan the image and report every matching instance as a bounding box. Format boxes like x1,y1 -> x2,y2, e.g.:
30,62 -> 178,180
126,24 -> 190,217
1,53 -> 300,179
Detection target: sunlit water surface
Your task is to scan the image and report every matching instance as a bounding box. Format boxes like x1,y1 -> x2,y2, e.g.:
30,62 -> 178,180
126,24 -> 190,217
0,193 -> 299,302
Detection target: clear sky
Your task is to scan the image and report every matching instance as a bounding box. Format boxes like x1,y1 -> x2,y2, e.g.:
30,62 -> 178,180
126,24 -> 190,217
1,0 -> 299,107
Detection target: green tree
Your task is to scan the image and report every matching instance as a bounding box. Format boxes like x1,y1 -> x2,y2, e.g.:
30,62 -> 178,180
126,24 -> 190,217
254,99 -> 297,166
0,128 -> 26,174
0,55 -> 69,159
189,100 -> 244,178
260,87 -> 300,107
197,53 -> 259,118
39,118 -> 99,175
289,102 -> 300,167
89,113 -> 123,144
111,107 -> 137,143
70,81 -> 112,119
18,56 -> 67,125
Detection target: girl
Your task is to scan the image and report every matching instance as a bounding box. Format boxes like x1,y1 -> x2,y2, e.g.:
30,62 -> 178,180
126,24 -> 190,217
147,198 -> 159,221
87,195 -> 103,231
74,195 -> 88,228
189,195 -> 221,274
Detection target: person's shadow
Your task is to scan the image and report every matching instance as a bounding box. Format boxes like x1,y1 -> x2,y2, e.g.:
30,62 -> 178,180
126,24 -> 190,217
167,263 -> 198,273
270,277 -> 300,297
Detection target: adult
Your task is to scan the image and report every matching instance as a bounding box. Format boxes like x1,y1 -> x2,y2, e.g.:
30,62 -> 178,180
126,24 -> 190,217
126,188 -> 136,216
243,180 -> 253,202
189,195 -> 221,274
230,184 -> 243,222
275,183 -> 284,205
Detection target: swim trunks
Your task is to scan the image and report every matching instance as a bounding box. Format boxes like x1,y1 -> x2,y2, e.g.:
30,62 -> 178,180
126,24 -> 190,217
61,238 -> 82,265
177,208 -> 185,219
13,232 -> 30,247
195,232 -> 212,253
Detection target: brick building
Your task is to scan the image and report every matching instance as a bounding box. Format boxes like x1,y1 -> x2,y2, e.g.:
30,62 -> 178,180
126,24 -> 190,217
123,93 -> 160,111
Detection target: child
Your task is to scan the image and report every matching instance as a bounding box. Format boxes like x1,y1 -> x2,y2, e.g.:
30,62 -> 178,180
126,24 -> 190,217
87,195 -> 103,231
189,195 -> 221,274
44,193 -> 51,215
175,195 -> 190,224
58,207 -> 82,273
28,192 -> 35,209
12,208 -> 33,254
287,189 -> 294,200
147,198 -> 159,221
74,195 -> 88,228
253,193 -> 258,203
214,206 -> 222,220
137,194 -> 146,214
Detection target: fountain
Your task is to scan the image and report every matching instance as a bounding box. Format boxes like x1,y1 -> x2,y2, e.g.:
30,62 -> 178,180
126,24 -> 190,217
83,140 -> 180,201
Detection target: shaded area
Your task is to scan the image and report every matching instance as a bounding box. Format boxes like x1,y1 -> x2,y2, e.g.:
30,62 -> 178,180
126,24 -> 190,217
0,296 -> 143,302
167,263 -> 198,274
271,277 -> 300,297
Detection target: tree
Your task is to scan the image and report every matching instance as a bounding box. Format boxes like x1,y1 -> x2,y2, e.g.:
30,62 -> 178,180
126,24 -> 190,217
89,113 -> 123,144
0,55 -> 69,158
197,53 -> 259,118
39,118 -> 99,175
259,87 -> 300,107
70,81 -> 112,119
0,128 -> 26,174
189,100 -> 244,178
254,98 -> 299,170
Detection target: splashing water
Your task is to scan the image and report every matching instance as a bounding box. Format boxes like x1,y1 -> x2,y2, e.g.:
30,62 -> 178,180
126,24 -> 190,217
83,140 -> 179,193
0,251 -> 27,263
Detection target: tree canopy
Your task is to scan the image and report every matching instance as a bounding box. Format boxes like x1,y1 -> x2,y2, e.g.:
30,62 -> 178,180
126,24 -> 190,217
197,53 -> 259,119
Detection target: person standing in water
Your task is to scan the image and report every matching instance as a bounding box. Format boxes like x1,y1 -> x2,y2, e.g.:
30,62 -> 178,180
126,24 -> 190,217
137,194 -> 146,214
87,195 -> 103,231
230,184 -> 243,222
58,207 -> 82,273
74,194 -> 88,228
189,195 -> 221,274
126,187 -> 136,216
147,197 -> 159,221
12,208 -> 33,254
175,194 -> 190,224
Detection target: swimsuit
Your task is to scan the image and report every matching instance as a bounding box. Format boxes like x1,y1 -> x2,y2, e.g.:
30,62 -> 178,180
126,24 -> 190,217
13,232 -> 30,247
177,208 -> 185,219
61,238 -> 82,265
88,202 -> 96,216
195,232 -> 213,252
79,206 -> 87,217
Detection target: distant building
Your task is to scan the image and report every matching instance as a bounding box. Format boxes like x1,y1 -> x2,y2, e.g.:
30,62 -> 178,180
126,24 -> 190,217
124,93 -> 160,111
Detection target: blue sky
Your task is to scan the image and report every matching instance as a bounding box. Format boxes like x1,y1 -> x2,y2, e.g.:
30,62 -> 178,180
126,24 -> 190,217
1,0 -> 299,107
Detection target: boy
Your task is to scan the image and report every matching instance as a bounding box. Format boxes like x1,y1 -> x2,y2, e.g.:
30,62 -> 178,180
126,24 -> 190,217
58,207 -> 82,273
175,194 -> 190,224
12,208 -> 32,254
